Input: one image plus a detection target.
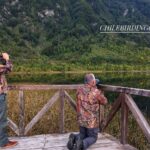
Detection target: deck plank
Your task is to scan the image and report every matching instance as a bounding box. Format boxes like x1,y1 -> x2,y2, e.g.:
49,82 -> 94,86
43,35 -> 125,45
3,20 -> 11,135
4,133 -> 137,150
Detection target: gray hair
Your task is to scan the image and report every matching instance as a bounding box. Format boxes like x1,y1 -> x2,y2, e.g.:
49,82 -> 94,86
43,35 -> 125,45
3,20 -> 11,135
84,73 -> 96,84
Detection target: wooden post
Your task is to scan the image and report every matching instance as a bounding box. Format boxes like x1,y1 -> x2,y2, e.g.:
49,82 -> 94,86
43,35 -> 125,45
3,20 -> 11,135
99,105 -> 104,132
18,90 -> 25,136
59,90 -> 65,133
120,94 -> 128,144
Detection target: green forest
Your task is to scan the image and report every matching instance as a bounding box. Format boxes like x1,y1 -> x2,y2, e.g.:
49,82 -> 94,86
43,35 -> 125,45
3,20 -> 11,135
0,0 -> 150,72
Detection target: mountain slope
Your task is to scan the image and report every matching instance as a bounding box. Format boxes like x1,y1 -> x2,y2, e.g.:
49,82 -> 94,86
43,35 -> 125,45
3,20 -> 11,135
0,0 -> 150,71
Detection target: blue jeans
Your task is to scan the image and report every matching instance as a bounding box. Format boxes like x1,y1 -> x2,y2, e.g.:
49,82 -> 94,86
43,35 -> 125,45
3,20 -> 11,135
0,94 -> 8,147
77,126 -> 99,150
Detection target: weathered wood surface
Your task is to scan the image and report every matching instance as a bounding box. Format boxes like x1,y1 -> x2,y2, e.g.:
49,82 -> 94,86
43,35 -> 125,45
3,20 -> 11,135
25,92 -> 60,135
7,118 -> 19,136
64,91 -> 76,111
59,90 -> 65,133
8,85 -> 82,90
6,84 -> 150,148
99,105 -> 104,127
101,94 -> 122,131
99,84 -> 150,97
125,94 -> 150,143
120,94 -> 128,144
7,84 -> 150,97
18,91 -> 25,136
7,133 -> 137,150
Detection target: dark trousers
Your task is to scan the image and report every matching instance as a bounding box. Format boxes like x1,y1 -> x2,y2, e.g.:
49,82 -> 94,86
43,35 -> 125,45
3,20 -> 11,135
77,126 -> 99,150
0,94 -> 8,147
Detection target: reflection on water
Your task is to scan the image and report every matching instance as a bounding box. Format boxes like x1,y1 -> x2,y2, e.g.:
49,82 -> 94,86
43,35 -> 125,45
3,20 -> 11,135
7,72 -> 150,114
7,72 -> 150,87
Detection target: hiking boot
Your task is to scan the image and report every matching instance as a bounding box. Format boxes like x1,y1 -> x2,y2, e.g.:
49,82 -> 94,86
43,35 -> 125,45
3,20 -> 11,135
73,136 -> 83,150
1,140 -> 18,149
67,133 -> 76,150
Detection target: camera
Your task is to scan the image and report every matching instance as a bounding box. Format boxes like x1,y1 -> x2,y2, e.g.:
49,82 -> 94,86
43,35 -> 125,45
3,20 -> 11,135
96,79 -> 102,88
0,55 -> 6,65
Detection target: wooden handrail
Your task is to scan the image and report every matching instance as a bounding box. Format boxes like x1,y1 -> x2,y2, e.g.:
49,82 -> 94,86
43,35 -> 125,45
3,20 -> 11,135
8,84 -> 150,97
99,84 -> 150,97
8,85 -> 82,90
7,84 -> 150,148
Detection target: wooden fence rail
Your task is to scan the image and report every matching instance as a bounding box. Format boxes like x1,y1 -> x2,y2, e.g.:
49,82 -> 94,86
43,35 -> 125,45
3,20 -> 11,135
7,84 -> 150,146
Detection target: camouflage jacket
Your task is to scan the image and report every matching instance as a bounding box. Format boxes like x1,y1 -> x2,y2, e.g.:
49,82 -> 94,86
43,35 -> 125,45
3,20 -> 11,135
0,60 -> 13,94
76,85 -> 107,128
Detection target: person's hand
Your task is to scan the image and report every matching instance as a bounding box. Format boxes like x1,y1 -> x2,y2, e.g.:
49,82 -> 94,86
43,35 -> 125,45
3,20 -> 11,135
2,53 -> 9,61
101,90 -> 104,95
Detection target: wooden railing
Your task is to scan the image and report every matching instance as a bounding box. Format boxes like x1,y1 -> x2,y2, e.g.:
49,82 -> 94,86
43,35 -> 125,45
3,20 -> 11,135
98,84 -> 150,144
7,85 -> 80,136
7,84 -> 150,146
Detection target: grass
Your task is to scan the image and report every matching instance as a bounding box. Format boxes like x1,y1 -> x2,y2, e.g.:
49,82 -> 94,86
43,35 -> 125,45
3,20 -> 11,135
105,107 -> 150,150
8,40 -> 150,73
7,90 -> 150,150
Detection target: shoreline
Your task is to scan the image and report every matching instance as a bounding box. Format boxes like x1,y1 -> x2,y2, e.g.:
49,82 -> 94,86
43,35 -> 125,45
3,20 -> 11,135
10,70 -> 150,75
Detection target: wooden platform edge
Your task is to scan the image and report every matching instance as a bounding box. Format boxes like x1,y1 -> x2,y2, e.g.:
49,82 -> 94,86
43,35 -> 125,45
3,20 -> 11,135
8,133 -> 138,150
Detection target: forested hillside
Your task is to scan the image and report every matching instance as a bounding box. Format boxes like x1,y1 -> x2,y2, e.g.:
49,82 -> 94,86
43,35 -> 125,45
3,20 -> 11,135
0,0 -> 150,71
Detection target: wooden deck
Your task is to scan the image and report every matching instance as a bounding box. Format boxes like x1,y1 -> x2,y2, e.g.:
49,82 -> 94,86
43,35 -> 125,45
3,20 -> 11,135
6,84 -> 149,150
7,133 -> 137,150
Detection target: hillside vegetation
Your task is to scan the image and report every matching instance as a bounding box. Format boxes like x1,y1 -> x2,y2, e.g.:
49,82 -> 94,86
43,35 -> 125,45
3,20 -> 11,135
0,0 -> 150,71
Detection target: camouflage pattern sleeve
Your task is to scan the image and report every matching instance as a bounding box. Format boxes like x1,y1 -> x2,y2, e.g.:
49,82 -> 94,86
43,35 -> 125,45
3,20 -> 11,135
96,89 -> 108,105
81,101 -> 99,112
0,60 -> 13,74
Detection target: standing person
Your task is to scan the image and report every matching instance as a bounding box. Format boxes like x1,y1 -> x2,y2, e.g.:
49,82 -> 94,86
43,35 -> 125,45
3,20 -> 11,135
67,73 -> 108,150
0,53 -> 18,148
